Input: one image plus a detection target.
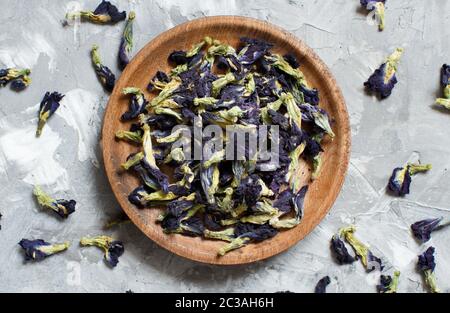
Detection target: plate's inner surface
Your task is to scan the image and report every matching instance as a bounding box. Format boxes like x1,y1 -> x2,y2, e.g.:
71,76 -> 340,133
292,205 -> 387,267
102,16 -> 350,264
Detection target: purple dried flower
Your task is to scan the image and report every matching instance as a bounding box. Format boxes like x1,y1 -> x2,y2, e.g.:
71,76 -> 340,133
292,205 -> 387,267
91,44 -> 116,91
364,48 -> 403,99
118,12 -> 135,69
19,239 -> 70,261
36,92 -> 64,137
417,247 -> 440,293
314,276 -> 331,293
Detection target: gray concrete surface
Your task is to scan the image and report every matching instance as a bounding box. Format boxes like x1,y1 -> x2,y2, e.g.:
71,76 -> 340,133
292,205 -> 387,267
0,0 -> 449,293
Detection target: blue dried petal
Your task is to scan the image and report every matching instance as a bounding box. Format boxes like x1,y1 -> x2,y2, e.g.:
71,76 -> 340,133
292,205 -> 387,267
10,78 -> 27,91
36,92 -> 65,137
140,159 -> 169,193
92,44 -> 116,92
19,239 -> 69,261
304,133 -> 323,159
330,235 -> 356,264
167,199 -> 194,217
293,185 -> 308,220
146,114 -> 178,131
273,189 -> 294,214
128,186 -> 147,207
238,37 -> 273,65
216,55 -> 230,70
181,216 -> 205,236
132,162 -> 159,190
418,246 -> 440,293
418,246 -> 436,272
121,88 -> 148,121
367,251 -> 384,272
411,217 -> 443,243
314,276 -> 331,293
268,109 -> 290,131
54,199 -> 76,218
168,50 -> 188,65
234,223 -> 278,242
364,48 -> 403,99
388,166 -> 411,196
80,236 -> 124,268
299,103 -> 334,137
167,184 -> 191,197
298,84 -> 319,106
118,12 -> 135,70
283,53 -> 299,69
377,271 -> 400,293
92,0 -> 126,23
440,64 -> 450,88
360,0 -> 386,31
147,71 -> 170,92
105,241 -> 125,267
364,63 -> 396,98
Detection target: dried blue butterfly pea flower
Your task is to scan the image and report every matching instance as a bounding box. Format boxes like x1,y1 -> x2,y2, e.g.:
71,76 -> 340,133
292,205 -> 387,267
411,217 -> 448,243
299,103 -> 334,138
314,276 -> 331,293
19,239 -> 70,261
121,87 -> 148,120
238,37 -> 273,65
0,68 -> 31,90
91,44 -> 116,92
377,271 -> 400,293
417,247 -> 440,293
128,186 -> 148,207
364,48 -> 403,99
388,163 -> 431,196
339,225 -> 384,272
168,50 -> 188,65
361,0 -> 386,31
147,71 -> 170,92
35,91 -> 64,137
33,185 -> 76,218
80,235 -> 124,267
234,223 -> 278,241
273,189 -> 294,214
118,11 -> 135,70
66,0 -> 126,24
436,64 -> 450,109
330,234 -> 356,265
10,78 -> 28,91
283,54 -> 299,69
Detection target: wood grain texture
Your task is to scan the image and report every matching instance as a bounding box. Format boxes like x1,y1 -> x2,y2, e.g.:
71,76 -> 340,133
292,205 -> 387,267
102,16 -> 351,265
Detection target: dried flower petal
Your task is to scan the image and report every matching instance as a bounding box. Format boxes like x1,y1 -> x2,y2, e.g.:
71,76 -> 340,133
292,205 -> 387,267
314,276 -> 331,293
33,185 -> 76,218
361,0 -> 386,31
80,235 -> 124,267
417,247 -> 440,293
0,68 -> 31,90
66,0 -> 126,24
91,44 -> 116,91
331,234 -> 356,265
36,91 -> 64,137
19,239 -> 69,261
388,163 -> 431,196
118,11 -> 135,69
364,48 -> 403,99
411,217 -> 445,243
339,225 -> 383,272
377,271 -> 400,293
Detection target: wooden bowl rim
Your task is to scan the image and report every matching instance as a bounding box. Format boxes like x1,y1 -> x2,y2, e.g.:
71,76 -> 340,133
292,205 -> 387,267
102,15 -> 351,265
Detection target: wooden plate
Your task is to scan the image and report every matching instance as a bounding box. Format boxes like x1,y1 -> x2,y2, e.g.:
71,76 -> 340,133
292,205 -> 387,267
102,16 -> 350,265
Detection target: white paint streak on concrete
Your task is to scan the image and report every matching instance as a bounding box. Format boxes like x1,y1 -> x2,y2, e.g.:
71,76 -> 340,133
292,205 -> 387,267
57,89 -> 101,164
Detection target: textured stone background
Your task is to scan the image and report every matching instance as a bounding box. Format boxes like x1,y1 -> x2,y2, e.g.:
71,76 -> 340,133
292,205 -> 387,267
0,0 -> 449,293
